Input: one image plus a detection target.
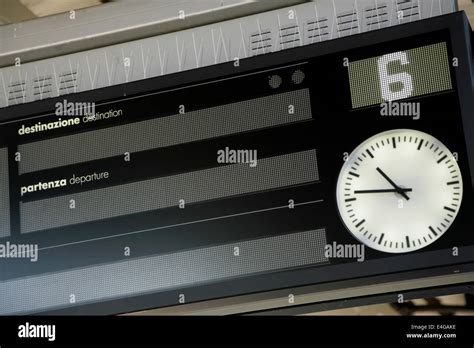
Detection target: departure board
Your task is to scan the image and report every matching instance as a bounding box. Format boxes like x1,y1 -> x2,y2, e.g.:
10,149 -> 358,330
0,12 -> 473,315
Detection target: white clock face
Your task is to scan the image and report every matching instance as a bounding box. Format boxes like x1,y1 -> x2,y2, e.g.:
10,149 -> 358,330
336,129 -> 463,253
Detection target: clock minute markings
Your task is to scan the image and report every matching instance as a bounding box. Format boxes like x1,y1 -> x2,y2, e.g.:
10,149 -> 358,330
444,206 -> 456,213
437,154 -> 448,164
378,233 -> 385,245
417,139 -> 424,150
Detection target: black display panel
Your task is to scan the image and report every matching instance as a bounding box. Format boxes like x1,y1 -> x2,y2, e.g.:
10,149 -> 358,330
0,13 -> 473,315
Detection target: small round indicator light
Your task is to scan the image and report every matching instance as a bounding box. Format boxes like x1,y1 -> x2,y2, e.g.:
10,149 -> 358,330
269,75 -> 282,89
291,70 -> 305,84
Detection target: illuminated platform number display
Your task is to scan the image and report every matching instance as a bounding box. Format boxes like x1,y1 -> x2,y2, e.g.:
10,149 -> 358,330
348,42 -> 452,108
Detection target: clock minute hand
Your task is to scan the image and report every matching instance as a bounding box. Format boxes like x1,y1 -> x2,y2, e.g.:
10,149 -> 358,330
376,167 -> 410,201
354,188 -> 412,194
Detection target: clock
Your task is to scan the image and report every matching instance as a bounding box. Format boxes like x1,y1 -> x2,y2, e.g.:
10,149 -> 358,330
336,129 -> 463,253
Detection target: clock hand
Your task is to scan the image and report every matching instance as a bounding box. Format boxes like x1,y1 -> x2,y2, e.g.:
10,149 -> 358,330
354,188 -> 413,194
376,167 -> 410,200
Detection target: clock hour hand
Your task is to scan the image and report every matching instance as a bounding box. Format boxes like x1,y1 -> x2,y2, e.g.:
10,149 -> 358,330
376,167 -> 410,200
354,188 -> 412,194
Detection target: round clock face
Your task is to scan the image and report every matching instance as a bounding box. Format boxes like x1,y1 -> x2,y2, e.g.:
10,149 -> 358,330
336,129 -> 463,253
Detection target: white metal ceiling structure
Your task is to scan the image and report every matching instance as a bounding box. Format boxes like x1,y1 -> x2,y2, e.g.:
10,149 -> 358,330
0,0 -> 458,109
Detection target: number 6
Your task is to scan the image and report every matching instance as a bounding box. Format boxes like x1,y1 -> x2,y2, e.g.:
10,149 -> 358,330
377,51 -> 413,102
